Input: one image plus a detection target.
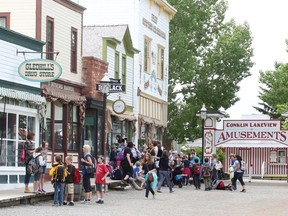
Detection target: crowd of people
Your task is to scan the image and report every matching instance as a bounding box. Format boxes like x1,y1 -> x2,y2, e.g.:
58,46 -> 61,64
22,132 -> 246,206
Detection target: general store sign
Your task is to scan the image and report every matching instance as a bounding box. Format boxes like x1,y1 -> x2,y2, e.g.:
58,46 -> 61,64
18,59 -> 62,82
215,120 -> 288,145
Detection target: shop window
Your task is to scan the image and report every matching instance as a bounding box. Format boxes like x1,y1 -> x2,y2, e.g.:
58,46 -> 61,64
278,150 -> 286,163
54,102 -> 63,150
0,175 -> 8,184
9,175 -> 17,184
68,104 -> 78,151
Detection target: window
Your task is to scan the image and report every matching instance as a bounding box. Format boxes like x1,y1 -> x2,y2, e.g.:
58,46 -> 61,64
157,45 -> 165,80
0,13 -> 10,28
115,52 -> 120,79
54,101 -> 63,150
278,150 -> 286,163
46,17 -> 54,60
144,37 -> 151,73
122,55 -> 126,86
71,28 -> 77,73
68,104 -> 78,151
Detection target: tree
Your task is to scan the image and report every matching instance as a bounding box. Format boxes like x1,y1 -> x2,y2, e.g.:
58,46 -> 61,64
167,0 -> 254,142
255,62 -> 288,120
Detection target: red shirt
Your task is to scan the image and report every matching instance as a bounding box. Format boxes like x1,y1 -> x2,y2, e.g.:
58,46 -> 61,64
95,163 -> 109,184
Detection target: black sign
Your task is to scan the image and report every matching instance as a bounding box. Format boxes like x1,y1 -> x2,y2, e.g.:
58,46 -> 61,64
96,83 -> 126,93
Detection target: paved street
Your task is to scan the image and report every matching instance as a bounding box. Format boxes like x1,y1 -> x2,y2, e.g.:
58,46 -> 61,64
0,179 -> 287,216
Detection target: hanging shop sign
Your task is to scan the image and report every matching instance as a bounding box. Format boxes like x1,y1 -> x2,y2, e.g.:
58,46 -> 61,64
18,58 -> 62,82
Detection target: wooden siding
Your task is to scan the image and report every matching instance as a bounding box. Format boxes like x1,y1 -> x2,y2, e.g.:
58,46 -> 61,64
0,0 -> 36,36
42,0 -> 83,84
223,147 -> 288,176
0,40 -> 41,88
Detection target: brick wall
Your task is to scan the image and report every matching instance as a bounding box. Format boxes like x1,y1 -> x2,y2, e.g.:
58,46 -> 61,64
82,57 -> 108,99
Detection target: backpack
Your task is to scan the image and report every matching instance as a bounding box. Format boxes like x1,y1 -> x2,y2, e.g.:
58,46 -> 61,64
73,167 -> 81,184
110,168 -> 122,180
115,148 -> 126,161
27,154 -> 41,175
241,160 -> 247,171
84,154 -> 97,174
193,164 -> 201,175
52,165 -> 65,183
217,181 -> 225,190
202,164 -> 211,178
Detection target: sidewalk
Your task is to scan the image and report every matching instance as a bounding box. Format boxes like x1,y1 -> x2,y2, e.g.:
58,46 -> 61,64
0,178 -> 126,208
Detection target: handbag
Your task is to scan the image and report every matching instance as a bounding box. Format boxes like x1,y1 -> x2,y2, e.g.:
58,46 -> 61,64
20,149 -> 25,162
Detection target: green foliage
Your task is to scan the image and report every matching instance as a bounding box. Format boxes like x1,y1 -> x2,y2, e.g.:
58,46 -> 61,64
256,63 -> 288,119
181,146 -> 225,163
167,0 -> 254,142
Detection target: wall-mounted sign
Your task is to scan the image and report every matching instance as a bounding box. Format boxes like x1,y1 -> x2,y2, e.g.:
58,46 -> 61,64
18,59 -> 62,82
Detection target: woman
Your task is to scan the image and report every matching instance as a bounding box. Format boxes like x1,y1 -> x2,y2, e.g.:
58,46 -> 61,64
231,155 -> 246,192
40,141 -> 48,192
156,150 -> 174,193
81,144 -> 94,204
24,132 -> 35,193
121,142 -> 142,190
142,153 -> 157,199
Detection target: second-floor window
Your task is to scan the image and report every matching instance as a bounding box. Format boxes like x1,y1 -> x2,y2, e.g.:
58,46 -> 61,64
0,13 -> 10,28
46,17 -> 54,60
115,52 -> 120,79
144,37 -> 151,73
122,55 -> 126,86
157,45 -> 165,80
71,28 -> 77,73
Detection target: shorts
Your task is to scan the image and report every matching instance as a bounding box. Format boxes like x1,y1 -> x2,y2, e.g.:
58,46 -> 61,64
95,183 -> 104,192
42,166 -> 46,174
34,172 -> 41,181
65,183 -> 74,195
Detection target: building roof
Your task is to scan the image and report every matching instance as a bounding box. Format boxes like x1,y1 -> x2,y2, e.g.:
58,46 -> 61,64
186,138 -> 288,148
83,25 -> 138,59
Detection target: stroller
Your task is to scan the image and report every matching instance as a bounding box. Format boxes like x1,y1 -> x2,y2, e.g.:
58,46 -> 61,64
172,165 -> 184,188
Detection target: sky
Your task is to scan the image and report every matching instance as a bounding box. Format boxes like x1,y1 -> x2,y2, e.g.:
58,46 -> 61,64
225,0 -> 288,119
74,0 -> 288,119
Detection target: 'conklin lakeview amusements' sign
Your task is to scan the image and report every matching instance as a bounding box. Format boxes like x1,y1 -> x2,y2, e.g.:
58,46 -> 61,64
18,59 -> 62,82
214,120 -> 288,145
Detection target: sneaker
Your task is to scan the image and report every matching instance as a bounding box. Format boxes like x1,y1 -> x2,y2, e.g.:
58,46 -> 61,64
152,193 -> 156,199
95,200 -> 101,204
68,202 -> 74,206
99,200 -> 104,204
81,200 -> 87,204
240,189 -> 246,193
63,201 -> 67,205
41,189 -> 46,193
157,190 -> 162,193
170,190 -> 175,193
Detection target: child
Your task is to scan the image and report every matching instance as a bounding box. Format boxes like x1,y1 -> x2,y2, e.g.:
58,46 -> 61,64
133,161 -> 145,188
32,147 -> 45,193
40,141 -> 48,192
182,155 -> 191,185
95,155 -> 109,204
192,158 -> 201,190
49,155 -> 67,206
202,157 -> 212,191
64,155 -> 75,206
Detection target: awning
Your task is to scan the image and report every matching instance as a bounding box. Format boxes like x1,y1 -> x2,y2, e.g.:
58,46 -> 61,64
107,106 -> 136,122
0,87 -> 45,104
138,115 -> 167,127
186,138 -> 288,148
42,85 -> 86,104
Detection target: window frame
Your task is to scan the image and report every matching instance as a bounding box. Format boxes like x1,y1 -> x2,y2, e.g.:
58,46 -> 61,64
115,52 -> 120,79
278,150 -> 286,164
157,45 -> 165,80
70,27 -> 78,73
122,55 -> 126,87
46,16 -> 54,60
0,13 -> 10,28
144,36 -> 152,74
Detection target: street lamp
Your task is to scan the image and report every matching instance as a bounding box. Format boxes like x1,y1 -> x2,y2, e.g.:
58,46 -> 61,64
200,104 -> 207,164
100,73 -> 110,157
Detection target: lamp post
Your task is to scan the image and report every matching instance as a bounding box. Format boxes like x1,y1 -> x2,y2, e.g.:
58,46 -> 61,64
100,73 -> 110,157
200,104 -> 207,164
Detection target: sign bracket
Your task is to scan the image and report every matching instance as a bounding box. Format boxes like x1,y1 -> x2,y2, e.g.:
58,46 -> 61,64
16,49 -> 60,60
